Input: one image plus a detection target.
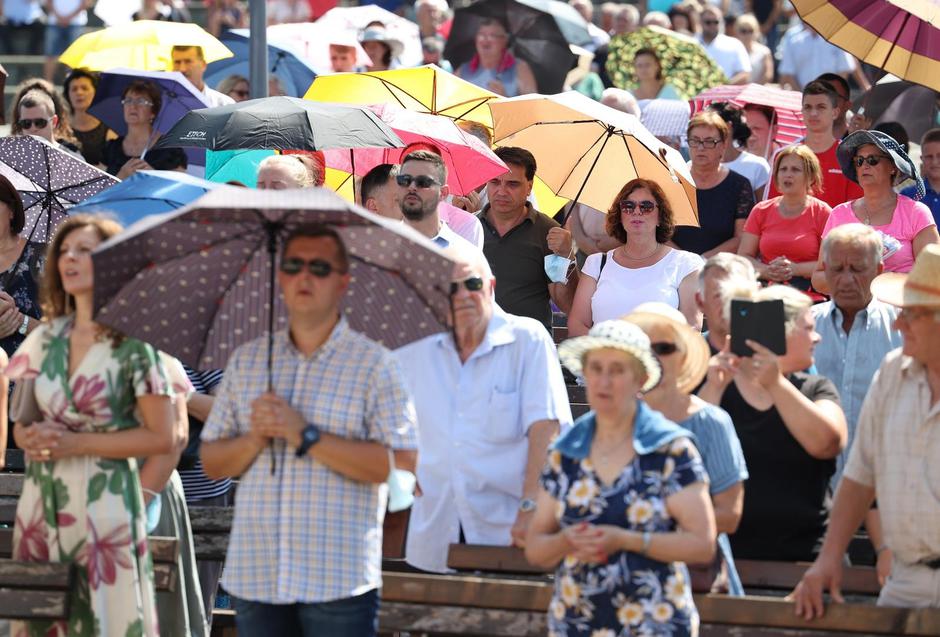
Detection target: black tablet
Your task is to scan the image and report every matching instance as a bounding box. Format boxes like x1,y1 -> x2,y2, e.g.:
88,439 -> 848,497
730,299 -> 787,357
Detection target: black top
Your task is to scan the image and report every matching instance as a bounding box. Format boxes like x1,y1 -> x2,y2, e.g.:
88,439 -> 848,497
722,373 -> 840,561
478,203 -> 557,331
0,241 -> 45,357
672,169 -> 754,255
102,137 -> 187,176
74,121 -> 109,167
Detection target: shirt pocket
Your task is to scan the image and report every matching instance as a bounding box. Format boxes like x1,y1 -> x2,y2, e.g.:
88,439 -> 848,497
481,388 -> 522,443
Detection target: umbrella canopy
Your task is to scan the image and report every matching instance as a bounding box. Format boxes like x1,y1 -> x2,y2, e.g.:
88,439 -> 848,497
639,99 -> 692,141
607,26 -> 726,100
489,91 -> 698,226
205,29 -> 318,98
315,5 -> 423,67
323,104 -> 508,196
152,97 -> 405,152
0,136 -> 119,243
268,22 -> 372,74
792,0 -> 940,92
444,0 -> 592,93
0,63 -> 6,126
690,83 -> 807,149
59,20 -> 233,71
70,170 -> 221,225
853,74 -> 939,145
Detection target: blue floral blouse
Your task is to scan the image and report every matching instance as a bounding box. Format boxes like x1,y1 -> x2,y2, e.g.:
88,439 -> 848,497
0,240 -> 44,357
540,436 -> 708,636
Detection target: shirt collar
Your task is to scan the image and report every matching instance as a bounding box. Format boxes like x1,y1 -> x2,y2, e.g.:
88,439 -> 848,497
434,304 -> 516,357
826,298 -> 883,329
479,202 -> 538,232
551,401 -> 694,460
277,315 -> 349,360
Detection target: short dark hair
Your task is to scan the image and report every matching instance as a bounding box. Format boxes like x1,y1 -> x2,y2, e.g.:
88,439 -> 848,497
814,73 -> 850,101
0,174 -> 25,236
401,149 -> 447,184
172,45 -> 206,61
802,80 -> 839,108
281,224 -> 349,273
361,163 -> 399,202
874,121 -> 909,153
606,178 -> 675,244
493,146 -> 536,180
62,68 -> 99,113
707,101 -> 750,147
921,127 -> 940,147
122,80 -> 162,116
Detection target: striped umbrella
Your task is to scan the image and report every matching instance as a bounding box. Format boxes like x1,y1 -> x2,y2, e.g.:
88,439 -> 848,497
792,0 -> 940,92
690,84 -> 806,150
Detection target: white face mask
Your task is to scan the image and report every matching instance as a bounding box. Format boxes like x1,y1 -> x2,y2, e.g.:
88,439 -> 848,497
544,254 -> 574,284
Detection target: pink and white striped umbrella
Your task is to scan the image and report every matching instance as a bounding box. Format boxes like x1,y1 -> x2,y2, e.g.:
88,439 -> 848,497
690,84 -> 807,149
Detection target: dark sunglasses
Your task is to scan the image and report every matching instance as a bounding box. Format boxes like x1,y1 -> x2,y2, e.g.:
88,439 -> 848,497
232,90 -> 250,98
702,19 -> 720,25
396,174 -> 440,189
279,257 -> 343,277
619,199 -> 657,214
854,155 -> 891,168
449,276 -> 484,295
17,118 -> 49,130
651,342 -> 678,356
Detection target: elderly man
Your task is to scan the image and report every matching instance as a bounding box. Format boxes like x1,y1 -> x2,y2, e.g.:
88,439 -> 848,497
793,243 -> 940,613
396,243 -> 572,573
172,45 -> 234,107
695,253 -> 760,354
201,225 -> 417,636
698,5 -> 751,85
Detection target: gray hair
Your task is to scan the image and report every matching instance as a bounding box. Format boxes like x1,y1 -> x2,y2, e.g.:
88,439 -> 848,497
619,4 -> 640,24
699,253 -> 758,288
821,223 -> 883,267
415,0 -> 449,13
601,88 -> 640,117
642,10 -> 671,28
258,155 -> 315,188
755,285 -> 813,336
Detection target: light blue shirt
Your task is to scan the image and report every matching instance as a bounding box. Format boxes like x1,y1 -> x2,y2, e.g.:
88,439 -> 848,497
811,299 -> 902,485
395,306 -> 573,572
432,221 -> 477,250
679,403 -> 748,495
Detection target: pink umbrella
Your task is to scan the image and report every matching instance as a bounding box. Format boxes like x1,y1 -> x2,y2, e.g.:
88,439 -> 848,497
690,83 -> 806,150
266,23 -> 371,74
323,103 -> 508,196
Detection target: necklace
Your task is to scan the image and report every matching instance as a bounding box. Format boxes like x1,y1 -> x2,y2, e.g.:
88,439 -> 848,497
621,243 -> 660,261
861,196 -> 896,225
593,432 -> 632,465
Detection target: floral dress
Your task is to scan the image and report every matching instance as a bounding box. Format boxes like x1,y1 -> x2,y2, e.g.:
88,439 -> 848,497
5,315 -> 173,637
540,437 -> 708,637
0,240 -> 45,358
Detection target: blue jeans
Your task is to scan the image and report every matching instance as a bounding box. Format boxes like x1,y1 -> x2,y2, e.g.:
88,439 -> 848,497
232,589 -> 379,637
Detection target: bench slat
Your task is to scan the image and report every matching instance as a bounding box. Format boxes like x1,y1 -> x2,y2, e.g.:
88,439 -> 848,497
0,589 -> 69,620
380,601 -> 546,636
0,560 -> 72,588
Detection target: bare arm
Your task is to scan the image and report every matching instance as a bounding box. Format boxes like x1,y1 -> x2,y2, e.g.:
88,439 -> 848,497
780,74 -> 799,91
567,274 -> 597,337
515,59 -> 538,95
61,395 -> 176,460
201,433 -> 266,479
186,392 -> 214,422
738,232 -> 769,278
139,392 -> 189,501
678,270 -> 703,330
703,219 -> 746,258
759,48 -> 774,85
728,71 -> 751,86
768,379 -> 846,459
525,487 -> 570,568
912,224 -> 940,259
548,271 -> 579,315
712,482 -> 744,535
512,419 -> 560,547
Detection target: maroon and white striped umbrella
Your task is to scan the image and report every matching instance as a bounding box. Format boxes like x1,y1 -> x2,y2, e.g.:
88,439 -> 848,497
690,84 -> 807,151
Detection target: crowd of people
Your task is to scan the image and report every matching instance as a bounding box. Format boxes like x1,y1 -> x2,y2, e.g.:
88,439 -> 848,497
1,1 -> 940,637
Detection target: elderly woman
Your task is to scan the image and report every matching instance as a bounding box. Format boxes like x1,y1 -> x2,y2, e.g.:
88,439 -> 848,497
256,155 -> 319,190
0,175 -> 43,358
63,69 -> 115,167
699,285 -> 848,562
811,130 -> 939,293
456,18 -> 537,96
102,80 -> 188,179
569,178 -> 704,337
672,111 -> 756,257
527,320 -> 716,636
217,74 -> 250,102
630,48 -> 681,101
740,145 -> 831,299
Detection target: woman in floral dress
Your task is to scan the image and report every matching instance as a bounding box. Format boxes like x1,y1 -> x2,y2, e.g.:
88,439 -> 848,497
526,320 -> 716,637
6,214 -> 178,637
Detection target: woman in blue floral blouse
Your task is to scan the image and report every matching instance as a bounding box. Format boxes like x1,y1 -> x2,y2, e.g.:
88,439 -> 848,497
0,175 -> 44,359
526,320 -> 716,637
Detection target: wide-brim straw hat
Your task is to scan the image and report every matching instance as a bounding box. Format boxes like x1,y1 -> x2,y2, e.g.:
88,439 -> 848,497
558,320 -> 662,393
623,302 -> 710,395
836,129 -> 925,198
871,243 -> 940,307
359,26 -> 405,60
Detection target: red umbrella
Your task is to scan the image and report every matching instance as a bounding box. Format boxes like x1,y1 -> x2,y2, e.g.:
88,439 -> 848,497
690,83 -> 806,151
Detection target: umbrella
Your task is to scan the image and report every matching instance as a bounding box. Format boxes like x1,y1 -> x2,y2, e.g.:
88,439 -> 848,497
322,104 -> 508,196
267,22 -> 372,74
59,20 -> 233,72
315,5 -> 423,67
690,83 -> 807,149
792,0 -> 940,92
151,97 -> 405,153
305,64 -> 499,131
70,170 -> 222,225
853,74 -> 939,145
606,26 -> 726,100
639,99 -> 692,141
444,0 -> 593,93
205,29 -> 318,98
489,90 -> 698,226
0,136 -> 119,243
0,63 -> 6,126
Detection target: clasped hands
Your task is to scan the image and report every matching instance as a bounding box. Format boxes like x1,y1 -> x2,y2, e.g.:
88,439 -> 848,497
0,292 -> 25,339
16,421 -> 81,462
562,522 -> 629,565
764,256 -> 794,282
248,392 -> 306,450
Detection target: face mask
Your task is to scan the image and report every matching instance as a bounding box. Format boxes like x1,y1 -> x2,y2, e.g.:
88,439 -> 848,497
144,490 -> 162,533
544,254 -> 573,284
386,449 -> 416,513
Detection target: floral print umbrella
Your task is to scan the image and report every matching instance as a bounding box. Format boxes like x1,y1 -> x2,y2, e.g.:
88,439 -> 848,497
606,26 -> 726,101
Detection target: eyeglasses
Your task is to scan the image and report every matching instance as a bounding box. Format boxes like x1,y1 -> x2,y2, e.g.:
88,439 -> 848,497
17,118 -> 49,130
702,19 -> 720,25
449,276 -> 484,295
279,257 -> 345,277
619,199 -> 657,215
231,90 -> 250,98
396,174 -> 440,189
854,155 -> 891,168
897,307 -> 940,322
121,97 -> 153,107
737,28 -> 754,35
688,137 -> 722,149
651,342 -> 678,356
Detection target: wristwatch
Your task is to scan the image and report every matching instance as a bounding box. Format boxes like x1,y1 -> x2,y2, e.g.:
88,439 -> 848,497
295,424 -> 321,458
17,315 -> 28,336
519,498 -> 536,513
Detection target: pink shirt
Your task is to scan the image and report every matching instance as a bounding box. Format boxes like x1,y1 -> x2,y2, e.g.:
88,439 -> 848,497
822,195 -> 936,273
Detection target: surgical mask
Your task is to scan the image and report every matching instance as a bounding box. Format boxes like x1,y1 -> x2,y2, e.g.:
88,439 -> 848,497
386,449 -> 416,513
544,254 -> 573,284
144,489 -> 162,533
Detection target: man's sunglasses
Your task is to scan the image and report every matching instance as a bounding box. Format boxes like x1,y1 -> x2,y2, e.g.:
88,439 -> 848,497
619,200 -> 657,214
279,258 -> 344,277
854,155 -> 891,168
18,118 -> 49,130
651,341 -> 678,356
396,174 -> 440,189
449,276 -> 484,295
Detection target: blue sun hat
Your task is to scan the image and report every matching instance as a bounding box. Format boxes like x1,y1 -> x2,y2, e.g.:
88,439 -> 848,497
837,129 -> 925,200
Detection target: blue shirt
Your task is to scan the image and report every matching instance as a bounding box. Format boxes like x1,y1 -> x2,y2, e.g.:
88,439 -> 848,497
679,403 -> 748,495
902,183 -> 940,226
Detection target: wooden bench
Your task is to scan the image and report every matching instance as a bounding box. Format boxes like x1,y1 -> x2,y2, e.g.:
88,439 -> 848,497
0,560 -> 74,621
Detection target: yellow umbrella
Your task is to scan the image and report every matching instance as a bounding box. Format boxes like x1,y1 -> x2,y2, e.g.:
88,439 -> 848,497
489,91 -> 698,227
60,20 -> 233,71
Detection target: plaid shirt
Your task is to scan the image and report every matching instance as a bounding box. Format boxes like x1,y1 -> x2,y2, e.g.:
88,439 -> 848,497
202,318 -> 418,603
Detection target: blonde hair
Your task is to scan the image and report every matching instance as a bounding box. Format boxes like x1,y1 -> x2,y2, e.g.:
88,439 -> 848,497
735,13 -> 760,33
754,285 -> 813,336
258,155 -> 317,188
773,144 -> 824,195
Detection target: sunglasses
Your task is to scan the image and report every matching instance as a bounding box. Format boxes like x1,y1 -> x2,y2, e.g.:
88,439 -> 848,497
121,97 -> 153,107
702,19 -> 720,25
396,174 -> 440,189
231,90 -> 250,98
737,28 -> 754,35
619,200 -> 657,215
279,257 -> 344,277
17,118 -> 49,130
449,276 -> 484,295
651,342 -> 678,356
854,155 -> 891,168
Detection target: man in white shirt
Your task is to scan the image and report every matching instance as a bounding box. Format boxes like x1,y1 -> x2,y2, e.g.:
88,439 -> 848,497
778,23 -> 855,91
42,0 -> 90,81
698,5 -> 750,85
396,243 -> 572,573
398,151 -> 477,250
172,45 -> 236,107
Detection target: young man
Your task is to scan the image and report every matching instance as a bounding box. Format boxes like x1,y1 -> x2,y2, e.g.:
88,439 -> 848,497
397,150 -> 477,250
172,45 -> 234,107
360,163 -> 401,220
903,128 -> 940,225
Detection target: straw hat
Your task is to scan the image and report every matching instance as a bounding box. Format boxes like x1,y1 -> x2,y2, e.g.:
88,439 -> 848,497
871,243 -> 940,308
623,302 -> 710,395
558,320 -> 662,393
359,26 -> 404,60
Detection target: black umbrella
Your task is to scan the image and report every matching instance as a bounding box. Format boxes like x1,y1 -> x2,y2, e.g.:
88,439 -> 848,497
853,76 -> 939,146
443,0 -> 593,93
151,96 -> 404,152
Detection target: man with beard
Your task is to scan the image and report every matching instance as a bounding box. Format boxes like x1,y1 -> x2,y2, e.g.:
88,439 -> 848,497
397,150 -> 478,250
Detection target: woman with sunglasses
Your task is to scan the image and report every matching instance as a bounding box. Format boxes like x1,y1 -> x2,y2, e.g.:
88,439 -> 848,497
217,74 -> 251,103
810,130 -> 939,293
63,68 -> 116,167
568,178 -> 704,338
734,14 -> 772,85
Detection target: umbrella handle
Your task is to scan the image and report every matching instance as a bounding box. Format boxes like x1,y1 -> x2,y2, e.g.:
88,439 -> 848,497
265,221 -> 279,475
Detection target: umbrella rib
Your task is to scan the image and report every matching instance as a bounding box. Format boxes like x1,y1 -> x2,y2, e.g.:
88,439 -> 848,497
553,126 -> 609,198
560,127 -> 615,226
376,77 -> 415,110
